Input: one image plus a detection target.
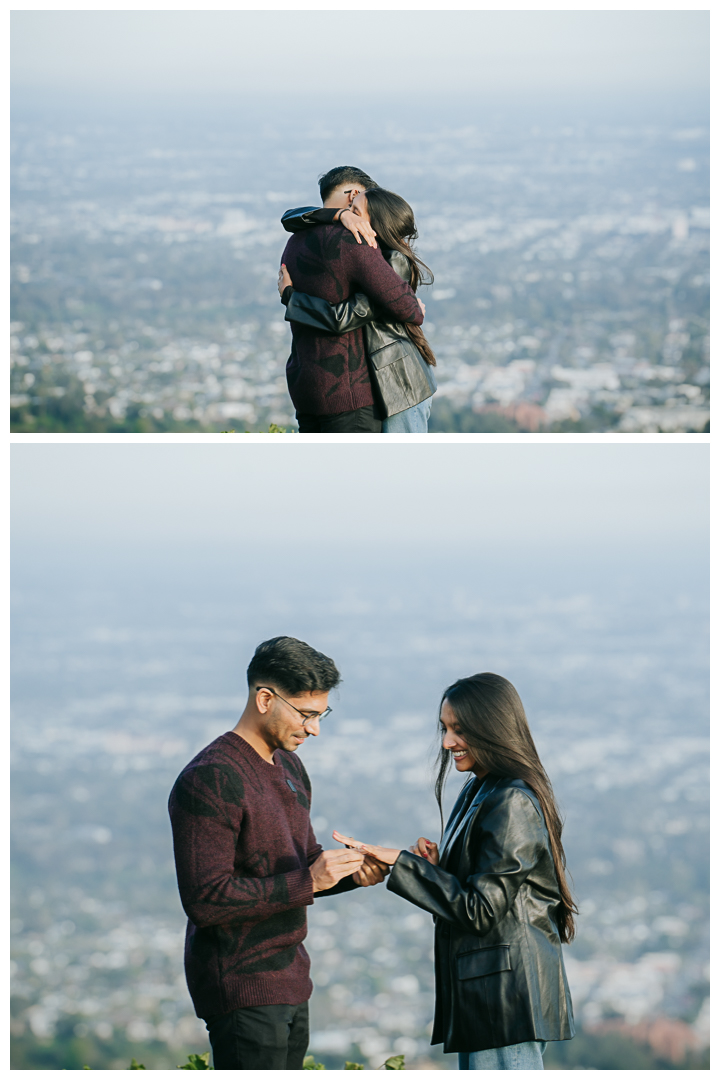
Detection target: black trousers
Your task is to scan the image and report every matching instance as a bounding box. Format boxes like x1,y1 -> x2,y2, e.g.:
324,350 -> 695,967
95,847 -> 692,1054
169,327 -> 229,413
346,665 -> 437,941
206,1001 -> 309,1070
296,404 -> 382,433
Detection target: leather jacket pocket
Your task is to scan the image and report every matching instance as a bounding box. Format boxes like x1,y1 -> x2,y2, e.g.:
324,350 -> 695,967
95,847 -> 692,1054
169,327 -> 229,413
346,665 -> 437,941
369,338 -> 412,371
457,944 -> 512,980
367,336 -> 434,418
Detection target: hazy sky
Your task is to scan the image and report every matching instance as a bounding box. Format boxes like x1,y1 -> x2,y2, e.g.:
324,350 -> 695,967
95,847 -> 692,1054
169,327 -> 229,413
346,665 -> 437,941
11,10 -> 709,101
11,443 -> 708,560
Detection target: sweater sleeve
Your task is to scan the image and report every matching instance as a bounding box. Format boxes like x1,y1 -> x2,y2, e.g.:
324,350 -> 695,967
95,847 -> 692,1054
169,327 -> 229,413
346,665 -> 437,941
386,788 -> 546,935
168,765 -> 314,929
344,242 -> 424,326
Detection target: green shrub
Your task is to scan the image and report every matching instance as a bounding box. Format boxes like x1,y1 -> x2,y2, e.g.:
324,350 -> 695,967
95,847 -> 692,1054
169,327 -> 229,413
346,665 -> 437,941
220,425 -> 296,433
303,1054 -> 404,1070
82,1049 -> 405,1070
178,1052 -> 213,1069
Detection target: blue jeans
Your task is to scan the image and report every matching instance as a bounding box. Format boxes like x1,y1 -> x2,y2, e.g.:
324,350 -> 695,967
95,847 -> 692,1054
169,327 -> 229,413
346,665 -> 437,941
458,1041 -> 546,1070
382,396 -> 433,433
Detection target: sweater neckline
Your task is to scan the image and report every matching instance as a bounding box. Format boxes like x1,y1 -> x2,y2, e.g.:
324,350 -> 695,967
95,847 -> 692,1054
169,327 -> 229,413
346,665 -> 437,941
222,730 -> 285,771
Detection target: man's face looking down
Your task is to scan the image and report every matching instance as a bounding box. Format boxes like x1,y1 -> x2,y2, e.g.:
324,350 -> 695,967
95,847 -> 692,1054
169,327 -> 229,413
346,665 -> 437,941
323,184 -> 366,209
255,687 -> 329,754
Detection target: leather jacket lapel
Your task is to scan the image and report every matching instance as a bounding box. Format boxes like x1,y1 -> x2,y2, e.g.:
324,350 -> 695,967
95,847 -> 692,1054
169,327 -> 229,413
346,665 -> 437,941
437,781 -> 475,862
439,777 -> 498,864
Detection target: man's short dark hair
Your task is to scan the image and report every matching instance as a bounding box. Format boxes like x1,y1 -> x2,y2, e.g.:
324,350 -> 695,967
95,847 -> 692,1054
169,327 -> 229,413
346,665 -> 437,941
318,166 -> 378,204
247,636 -> 341,697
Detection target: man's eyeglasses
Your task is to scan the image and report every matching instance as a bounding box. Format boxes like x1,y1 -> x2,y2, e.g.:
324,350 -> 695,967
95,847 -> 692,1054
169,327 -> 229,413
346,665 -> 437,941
256,687 -> 332,727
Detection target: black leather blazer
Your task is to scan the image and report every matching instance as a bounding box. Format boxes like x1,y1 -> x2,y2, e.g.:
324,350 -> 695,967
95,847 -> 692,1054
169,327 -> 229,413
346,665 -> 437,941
387,776 -> 575,1054
281,207 -> 436,419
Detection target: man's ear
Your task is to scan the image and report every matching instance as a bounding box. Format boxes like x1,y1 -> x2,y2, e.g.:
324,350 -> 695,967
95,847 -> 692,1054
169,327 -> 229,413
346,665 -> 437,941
254,687 -> 274,715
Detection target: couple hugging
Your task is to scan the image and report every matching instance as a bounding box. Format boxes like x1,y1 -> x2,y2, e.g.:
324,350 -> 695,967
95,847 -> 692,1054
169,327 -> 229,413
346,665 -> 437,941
277,165 -> 438,433
169,636 -> 576,1071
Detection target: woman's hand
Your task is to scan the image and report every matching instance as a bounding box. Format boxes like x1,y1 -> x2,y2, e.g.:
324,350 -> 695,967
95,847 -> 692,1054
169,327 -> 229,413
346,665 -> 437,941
418,299 -> 426,317
411,837 -> 439,865
335,208 -> 377,248
278,263 -> 293,296
333,830 -> 401,866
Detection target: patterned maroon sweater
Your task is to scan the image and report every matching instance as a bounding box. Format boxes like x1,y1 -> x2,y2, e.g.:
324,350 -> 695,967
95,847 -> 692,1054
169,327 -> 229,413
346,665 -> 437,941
168,732 -> 355,1019
281,224 -> 424,416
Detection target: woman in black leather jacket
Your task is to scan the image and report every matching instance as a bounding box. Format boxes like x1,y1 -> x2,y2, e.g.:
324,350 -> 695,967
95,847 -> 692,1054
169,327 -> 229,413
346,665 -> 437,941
334,673 -> 576,1070
278,188 -> 437,432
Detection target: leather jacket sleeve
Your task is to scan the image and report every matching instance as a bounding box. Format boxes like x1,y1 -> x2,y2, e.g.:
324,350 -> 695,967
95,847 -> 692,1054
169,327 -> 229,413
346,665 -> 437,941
282,286 -> 377,334
281,206 -> 338,233
280,245 -> 412,334
387,787 -> 547,936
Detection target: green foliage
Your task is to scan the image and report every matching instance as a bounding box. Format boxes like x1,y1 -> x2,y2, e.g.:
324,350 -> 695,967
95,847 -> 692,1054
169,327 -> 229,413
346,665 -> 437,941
178,1051 -> 213,1069
221,425 -> 296,433
303,1054 -> 404,1071
81,1050 -> 408,1072
80,1053 -> 214,1070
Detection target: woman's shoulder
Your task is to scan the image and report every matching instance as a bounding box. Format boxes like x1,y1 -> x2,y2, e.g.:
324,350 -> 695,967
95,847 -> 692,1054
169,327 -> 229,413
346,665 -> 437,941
482,777 -> 543,819
384,247 -> 411,274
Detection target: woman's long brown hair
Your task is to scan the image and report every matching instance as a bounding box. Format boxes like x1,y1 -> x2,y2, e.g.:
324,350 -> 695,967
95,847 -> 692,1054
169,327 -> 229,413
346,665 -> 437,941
363,187 -> 437,367
436,673 -> 578,944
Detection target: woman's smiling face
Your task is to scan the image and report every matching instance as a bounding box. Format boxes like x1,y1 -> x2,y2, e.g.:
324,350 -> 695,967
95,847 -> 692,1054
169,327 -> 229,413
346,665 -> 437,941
440,699 -> 488,778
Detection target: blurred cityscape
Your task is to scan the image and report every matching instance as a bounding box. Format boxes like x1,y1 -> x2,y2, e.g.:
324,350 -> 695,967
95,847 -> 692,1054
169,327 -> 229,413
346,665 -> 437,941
11,558 -> 709,1068
10,100 -> 709,433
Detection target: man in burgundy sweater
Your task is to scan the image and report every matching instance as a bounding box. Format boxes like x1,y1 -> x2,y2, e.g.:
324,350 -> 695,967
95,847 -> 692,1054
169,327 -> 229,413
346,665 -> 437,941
279,165 -> 425,432
168,636 -> 386,1069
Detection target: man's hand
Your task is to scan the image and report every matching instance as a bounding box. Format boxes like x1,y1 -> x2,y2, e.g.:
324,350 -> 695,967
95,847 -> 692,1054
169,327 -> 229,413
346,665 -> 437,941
411,837 -> 439,865
310,848 -> 364,893
278,263 -> 293,296
353,853 -> 390,887
335,209 -> 377,249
